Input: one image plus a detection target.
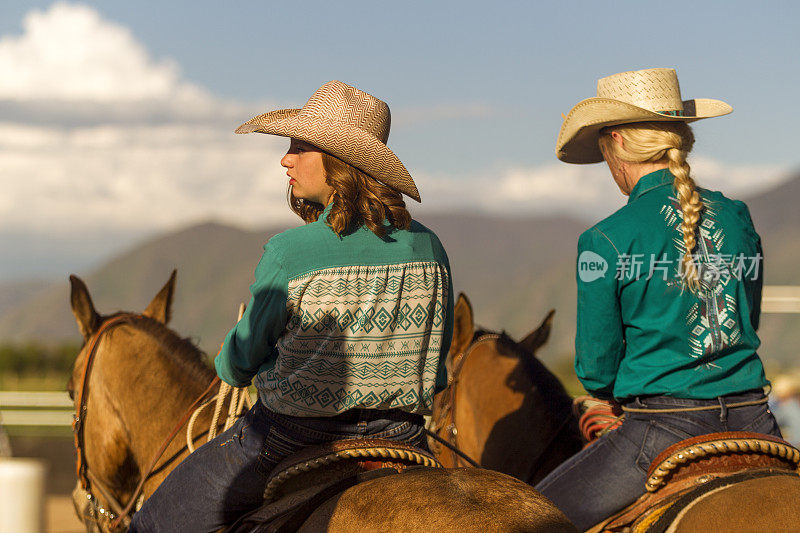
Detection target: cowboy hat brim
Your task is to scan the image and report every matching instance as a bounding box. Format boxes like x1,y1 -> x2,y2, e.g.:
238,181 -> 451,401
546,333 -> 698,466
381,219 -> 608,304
556,97 -> 732,164
236,109 -> 421,202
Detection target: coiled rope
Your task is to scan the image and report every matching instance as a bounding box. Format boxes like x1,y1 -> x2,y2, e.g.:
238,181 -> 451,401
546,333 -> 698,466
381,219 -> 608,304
186,303 -> 254,452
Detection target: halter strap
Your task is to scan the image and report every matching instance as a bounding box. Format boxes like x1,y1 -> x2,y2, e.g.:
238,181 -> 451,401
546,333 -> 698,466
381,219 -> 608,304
429,334 -> 498,468
73,314 -> 137,489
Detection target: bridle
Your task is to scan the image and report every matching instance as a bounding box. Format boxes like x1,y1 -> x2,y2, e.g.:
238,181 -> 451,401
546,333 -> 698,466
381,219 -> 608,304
428,334 -> 499,468
428,333 -> 573,484
71,313 -> 220,530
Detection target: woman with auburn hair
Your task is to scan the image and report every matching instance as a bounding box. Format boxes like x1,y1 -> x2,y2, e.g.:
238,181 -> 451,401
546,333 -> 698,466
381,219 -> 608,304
534,68 -> 782,529
131,81 -> 453,532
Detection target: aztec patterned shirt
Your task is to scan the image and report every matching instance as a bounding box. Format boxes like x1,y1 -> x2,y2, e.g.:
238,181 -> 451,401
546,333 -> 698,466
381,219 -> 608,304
575,169 -> 768,400
215,204 -> 453,417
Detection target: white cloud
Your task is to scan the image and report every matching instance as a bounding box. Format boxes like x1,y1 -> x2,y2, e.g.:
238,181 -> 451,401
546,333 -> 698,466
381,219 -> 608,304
0,2 -> 205,103
417,158 -> 792,220
689,157 -> 789,198
0,3 -> 794,280
0,122 -> 295,236
0,2 -> 293,242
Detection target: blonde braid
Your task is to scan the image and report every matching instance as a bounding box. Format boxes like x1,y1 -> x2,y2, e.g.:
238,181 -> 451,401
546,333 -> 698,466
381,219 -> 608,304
599,121 -> 702,292
667,146 -> 703,291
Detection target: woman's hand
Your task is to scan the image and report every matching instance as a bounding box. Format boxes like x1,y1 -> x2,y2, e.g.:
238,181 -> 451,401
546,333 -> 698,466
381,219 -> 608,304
573,396 -> 624,446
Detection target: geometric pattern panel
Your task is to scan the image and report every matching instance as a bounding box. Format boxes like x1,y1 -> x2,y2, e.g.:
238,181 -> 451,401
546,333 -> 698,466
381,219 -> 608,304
257,261 -> 449,417
663,197 -> 744,368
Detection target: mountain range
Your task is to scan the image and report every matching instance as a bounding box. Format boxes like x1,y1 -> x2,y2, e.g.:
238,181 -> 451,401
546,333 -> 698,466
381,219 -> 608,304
1,174 -> 798,369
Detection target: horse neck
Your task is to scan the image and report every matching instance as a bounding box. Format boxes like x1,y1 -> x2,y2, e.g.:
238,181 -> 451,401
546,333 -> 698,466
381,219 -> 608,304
514,352 -> 582,482
95,321 -> 216,476
454,339 -> 580,481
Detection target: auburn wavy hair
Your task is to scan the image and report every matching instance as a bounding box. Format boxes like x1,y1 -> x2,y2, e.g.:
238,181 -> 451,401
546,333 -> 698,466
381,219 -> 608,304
598,121 -> 702,292
289,151 -> 411,238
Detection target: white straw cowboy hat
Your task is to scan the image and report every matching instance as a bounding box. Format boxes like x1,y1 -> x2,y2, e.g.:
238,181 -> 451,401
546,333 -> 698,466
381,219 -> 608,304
236,80 -> 420,202
556,68 -> 733,164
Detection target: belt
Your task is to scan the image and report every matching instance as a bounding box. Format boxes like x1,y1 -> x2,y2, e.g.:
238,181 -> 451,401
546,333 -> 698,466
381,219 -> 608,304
621,396 -> 768,414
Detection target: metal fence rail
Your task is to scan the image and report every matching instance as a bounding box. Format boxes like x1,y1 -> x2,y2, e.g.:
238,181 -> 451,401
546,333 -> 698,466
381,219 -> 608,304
762,285 -> 800,313
0,391 -> 72,427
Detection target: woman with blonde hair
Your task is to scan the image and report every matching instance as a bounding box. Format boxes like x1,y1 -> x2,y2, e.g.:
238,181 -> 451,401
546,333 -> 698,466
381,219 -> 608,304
534,68 -> 781,529
131,81 -> 453,532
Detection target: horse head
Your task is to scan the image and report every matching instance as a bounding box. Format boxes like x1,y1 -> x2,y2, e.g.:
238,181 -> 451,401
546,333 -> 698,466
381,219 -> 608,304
66,271 -> 214,530
432,293 -> 581,483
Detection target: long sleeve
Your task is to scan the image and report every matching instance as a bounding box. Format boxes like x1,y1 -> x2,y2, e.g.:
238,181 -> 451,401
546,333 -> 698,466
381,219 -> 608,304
574,228 -> 625,399
741,203 -> 763,332
434,263 -> 455,393
215,242 -> 289,387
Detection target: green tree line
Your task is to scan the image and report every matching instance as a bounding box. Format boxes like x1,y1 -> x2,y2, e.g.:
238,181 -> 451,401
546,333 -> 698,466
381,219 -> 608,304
0,342 -> 80,377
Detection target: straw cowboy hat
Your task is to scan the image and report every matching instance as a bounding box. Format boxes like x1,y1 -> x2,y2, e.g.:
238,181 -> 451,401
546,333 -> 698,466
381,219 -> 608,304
236,80 -> 420,202
556,68 -> 733,164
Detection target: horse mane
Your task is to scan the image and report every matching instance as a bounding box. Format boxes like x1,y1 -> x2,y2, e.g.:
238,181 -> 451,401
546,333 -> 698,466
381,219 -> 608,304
113,313 -> 215,385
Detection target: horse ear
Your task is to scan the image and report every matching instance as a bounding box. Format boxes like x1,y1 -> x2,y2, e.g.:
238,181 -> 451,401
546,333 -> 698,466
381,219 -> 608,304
449,293 -> 475,364
143,270 -> 177,324
70,275 -> 100,341
519,309 -> 555,355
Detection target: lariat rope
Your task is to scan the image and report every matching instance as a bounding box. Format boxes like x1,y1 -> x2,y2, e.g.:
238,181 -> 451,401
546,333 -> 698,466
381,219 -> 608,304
574,396 -> 624,445
186,303 -> 253,453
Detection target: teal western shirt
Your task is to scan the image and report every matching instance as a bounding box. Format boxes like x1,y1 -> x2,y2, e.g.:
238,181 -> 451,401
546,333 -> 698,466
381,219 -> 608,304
215,204 -> 454,416
575,169 -> 768,400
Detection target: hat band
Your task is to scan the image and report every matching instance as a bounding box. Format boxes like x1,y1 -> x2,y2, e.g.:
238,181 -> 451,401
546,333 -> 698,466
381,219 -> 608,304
657,110 -> 685,117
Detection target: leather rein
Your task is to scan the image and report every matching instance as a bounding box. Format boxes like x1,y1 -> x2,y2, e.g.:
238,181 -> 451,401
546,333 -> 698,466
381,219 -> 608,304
72,313 -> 220,529
429,334 -> 498,468
430,333 -> 572,484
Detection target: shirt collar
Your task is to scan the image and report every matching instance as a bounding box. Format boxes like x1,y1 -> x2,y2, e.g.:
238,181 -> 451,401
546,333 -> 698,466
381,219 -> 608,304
319,202 -> 334,222
627,168 -> 673,204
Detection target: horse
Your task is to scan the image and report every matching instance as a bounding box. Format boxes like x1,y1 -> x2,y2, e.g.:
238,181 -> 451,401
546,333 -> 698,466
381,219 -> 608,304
67,272 -> 577,532
430,293 -> 583,484
432,295 -> 800,532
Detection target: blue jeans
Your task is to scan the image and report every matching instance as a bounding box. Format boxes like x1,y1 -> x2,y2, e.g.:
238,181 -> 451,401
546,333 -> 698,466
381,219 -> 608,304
129,401 -> 426,532
534,390 -> 781,531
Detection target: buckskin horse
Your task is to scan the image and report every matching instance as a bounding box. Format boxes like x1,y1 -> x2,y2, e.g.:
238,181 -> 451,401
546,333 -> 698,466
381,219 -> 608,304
431,294 -> 800,532
429,294 -> 583,483
66,272 -> 576,532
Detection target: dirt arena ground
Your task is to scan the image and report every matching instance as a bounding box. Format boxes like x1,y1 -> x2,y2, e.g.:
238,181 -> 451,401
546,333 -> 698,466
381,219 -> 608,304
47,496 -> 84,532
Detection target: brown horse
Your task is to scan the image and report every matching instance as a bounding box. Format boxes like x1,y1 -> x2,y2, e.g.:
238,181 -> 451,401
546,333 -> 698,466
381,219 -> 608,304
430,294 -> 582,484
67,272 -> 577,532
432,295 -> 800,532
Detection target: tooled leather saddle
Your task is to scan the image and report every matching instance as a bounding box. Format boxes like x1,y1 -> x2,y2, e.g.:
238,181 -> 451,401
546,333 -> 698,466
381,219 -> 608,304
588,431 -> 800,533
227,438 -> 441,532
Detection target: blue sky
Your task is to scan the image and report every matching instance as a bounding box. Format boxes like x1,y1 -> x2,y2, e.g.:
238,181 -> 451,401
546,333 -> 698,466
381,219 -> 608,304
0,1 -> 798,280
